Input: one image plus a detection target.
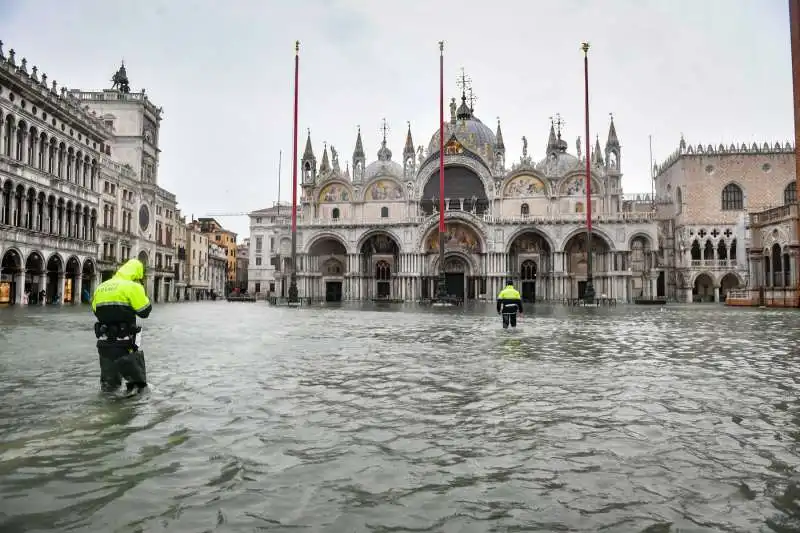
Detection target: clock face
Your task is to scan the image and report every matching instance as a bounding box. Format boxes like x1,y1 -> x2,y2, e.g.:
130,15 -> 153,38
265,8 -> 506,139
139,204 -> 150,232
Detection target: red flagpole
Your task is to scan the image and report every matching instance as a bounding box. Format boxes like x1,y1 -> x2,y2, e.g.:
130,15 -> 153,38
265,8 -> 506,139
582,41 -> 595,302
288,40 -> 300,303
439,41 -> 445,232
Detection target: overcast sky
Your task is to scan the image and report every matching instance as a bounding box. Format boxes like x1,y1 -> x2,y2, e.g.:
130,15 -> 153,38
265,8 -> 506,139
0,0 -> 793,239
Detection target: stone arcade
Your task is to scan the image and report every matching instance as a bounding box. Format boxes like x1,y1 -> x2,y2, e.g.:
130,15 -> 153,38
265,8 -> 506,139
249,85 -> 660,303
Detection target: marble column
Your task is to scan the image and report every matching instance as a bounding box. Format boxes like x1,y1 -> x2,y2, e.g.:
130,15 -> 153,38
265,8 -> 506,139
14,270 -> 26,305
57,274 -> 65,304
73,275 -> 82,304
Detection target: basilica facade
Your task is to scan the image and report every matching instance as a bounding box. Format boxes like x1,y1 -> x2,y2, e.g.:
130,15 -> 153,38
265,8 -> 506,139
248,94 -> 660,302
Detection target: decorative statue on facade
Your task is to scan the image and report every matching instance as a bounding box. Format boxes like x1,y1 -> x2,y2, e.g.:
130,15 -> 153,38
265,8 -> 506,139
417,145 -> 425,165
354,161 -> 363,181
330,145 -> 340,173
521,136 -> 528,158
450,98 -> 457,122
494,152 -> 505,173
576,136 -> 582,160
111,62 -> 131,94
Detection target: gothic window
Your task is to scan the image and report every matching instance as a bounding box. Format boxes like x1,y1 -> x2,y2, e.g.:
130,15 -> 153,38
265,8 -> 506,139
520,203 -> 529,216
380,206 -> 389,218
784,182 -> 796,205
332,207 -> 340,220
690,240 -> 701,261
721,183 -> 743,210
520,260 -> 537,280
375,260 -> 391,280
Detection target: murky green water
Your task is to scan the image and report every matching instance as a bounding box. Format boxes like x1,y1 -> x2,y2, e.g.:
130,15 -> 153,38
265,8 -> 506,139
0,302 -> 799,532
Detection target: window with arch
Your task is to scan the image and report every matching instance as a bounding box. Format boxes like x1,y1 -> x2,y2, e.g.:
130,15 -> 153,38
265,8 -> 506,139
721,183 -> 743,210
675,186 -> 682,214
520,203 -> 530,216
784,182 -> 796,205
332,207 -> 340,220
375,260 -> 391,280
380,206 -> 389,218
520,259 -> 537,280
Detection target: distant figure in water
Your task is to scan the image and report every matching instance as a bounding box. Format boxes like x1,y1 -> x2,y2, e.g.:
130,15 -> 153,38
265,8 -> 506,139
497,280 -> 523,329
91,259 -> 152,394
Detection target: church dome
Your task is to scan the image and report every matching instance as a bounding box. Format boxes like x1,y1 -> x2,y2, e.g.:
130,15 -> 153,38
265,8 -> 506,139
536,138 -> 580,176
427,97 -> 496,159
365,140 -> 403,179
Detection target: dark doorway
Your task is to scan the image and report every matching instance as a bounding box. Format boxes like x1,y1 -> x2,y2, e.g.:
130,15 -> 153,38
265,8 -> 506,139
325,281 -> 342,302
445,273 -> 464,299
578,281 -> 587,299
521,281 -> 536,302
377,281 -> 390,298
657,271 -> 665,297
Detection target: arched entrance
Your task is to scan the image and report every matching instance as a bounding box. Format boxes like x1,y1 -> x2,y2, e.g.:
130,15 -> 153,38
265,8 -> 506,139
441,255 -> 469,300
25,251 -> 45,304
563,232 -> 611,299
719,272 -> 740,300
629,236 -> 653,299
420,166 -> 489,216
308,236 -> 347,302
424,221 -> 483,300
360,233 -> 400,300
82,259 -> 96,303
693,273 -> 714,302
46,254 -> 63,304
0,249 -> 23,304
508,230 -> 552,302
65,256 -> 81,304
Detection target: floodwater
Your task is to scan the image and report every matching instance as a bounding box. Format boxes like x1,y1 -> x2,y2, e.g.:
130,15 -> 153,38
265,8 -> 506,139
0,302 -> 799,532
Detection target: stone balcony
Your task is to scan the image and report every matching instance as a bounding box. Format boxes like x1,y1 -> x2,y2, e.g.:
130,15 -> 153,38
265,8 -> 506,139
749,203 -> 798,228
687,259 -> 741,270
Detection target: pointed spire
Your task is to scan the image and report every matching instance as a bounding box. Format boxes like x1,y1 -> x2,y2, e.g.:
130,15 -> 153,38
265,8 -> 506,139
319,142 -> 331,174
495,118 -> 505,152
353,125 -> 365,160
593,135 -> 604,166
403,121 -> 415,157
377,118 -> 392,161
546,119 -> 558,153
302,129 -> 315,160
605,113 -> 619,150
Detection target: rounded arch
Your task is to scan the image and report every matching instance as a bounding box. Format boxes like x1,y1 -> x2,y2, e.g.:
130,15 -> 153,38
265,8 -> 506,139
419,164 -> 491,215
357,228 -> 403,254
505,227 -> 557,254
559,226 -> 616,252
688,270 -> 715,288
1,247 -> 24,272
419,218 -> 486,255
304,231 -> 349,255
784,181 -> 796,205
25,251 -> 45,274
555,171 -> 605,196
45,252 -> 64,274
431,250 -> 477,276
317,181 -> 353,204
720,271 -> 745,287
627,232 -> 654,250
362,177 -> 405,202
82,258 -> 96,277
502,173 -> 550,197
65,255 -> 81,276
414,212 -> 489,252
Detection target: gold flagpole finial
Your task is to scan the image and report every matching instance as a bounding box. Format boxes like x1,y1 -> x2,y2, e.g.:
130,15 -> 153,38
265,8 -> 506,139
581,42 -> 590,54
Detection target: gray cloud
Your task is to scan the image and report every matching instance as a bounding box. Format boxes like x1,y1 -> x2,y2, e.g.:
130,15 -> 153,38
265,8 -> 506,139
0,0 -> 792,238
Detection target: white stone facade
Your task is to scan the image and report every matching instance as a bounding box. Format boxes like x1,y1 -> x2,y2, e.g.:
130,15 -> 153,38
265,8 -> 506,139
249,100 -> 659,302
653,137 -> 796,302
0,45 -> 184,305
208,242 -> 226,296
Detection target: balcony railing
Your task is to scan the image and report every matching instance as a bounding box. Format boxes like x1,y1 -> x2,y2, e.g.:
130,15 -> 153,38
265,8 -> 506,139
306,211 -> 655,227
689,259 -> 738,269
749,203 -> 797,226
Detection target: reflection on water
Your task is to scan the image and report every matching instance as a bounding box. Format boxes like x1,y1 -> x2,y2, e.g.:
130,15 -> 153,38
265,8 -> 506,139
0,302 -> 799,532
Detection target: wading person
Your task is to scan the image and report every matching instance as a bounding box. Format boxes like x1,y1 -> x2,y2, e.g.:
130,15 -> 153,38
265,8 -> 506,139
91,258 -> 152,394
496,280 -> 523,329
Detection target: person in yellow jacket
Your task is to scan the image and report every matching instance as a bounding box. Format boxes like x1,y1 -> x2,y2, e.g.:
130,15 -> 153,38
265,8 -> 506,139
496,280 -> 524,329
91,258 -> 152,394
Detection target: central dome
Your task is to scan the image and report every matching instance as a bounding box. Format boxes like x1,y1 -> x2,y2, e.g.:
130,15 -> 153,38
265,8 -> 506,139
427,97 -> 496,159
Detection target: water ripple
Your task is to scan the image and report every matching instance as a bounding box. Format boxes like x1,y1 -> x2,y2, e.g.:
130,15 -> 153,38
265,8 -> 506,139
0,302 -> 799,532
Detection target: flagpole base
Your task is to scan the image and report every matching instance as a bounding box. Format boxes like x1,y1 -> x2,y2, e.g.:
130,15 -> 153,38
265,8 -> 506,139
288,273 -> 299,306
582,277 -> 596,305
432,272 -> 457,307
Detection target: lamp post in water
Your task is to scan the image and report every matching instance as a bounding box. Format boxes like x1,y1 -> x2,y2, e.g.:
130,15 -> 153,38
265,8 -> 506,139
581,42 -> 596,304
288,41 -> 300,304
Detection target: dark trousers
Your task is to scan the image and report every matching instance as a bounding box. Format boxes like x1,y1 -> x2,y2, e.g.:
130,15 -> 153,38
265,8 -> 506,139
97,339 -> 147,392
502,312 -> 517,329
